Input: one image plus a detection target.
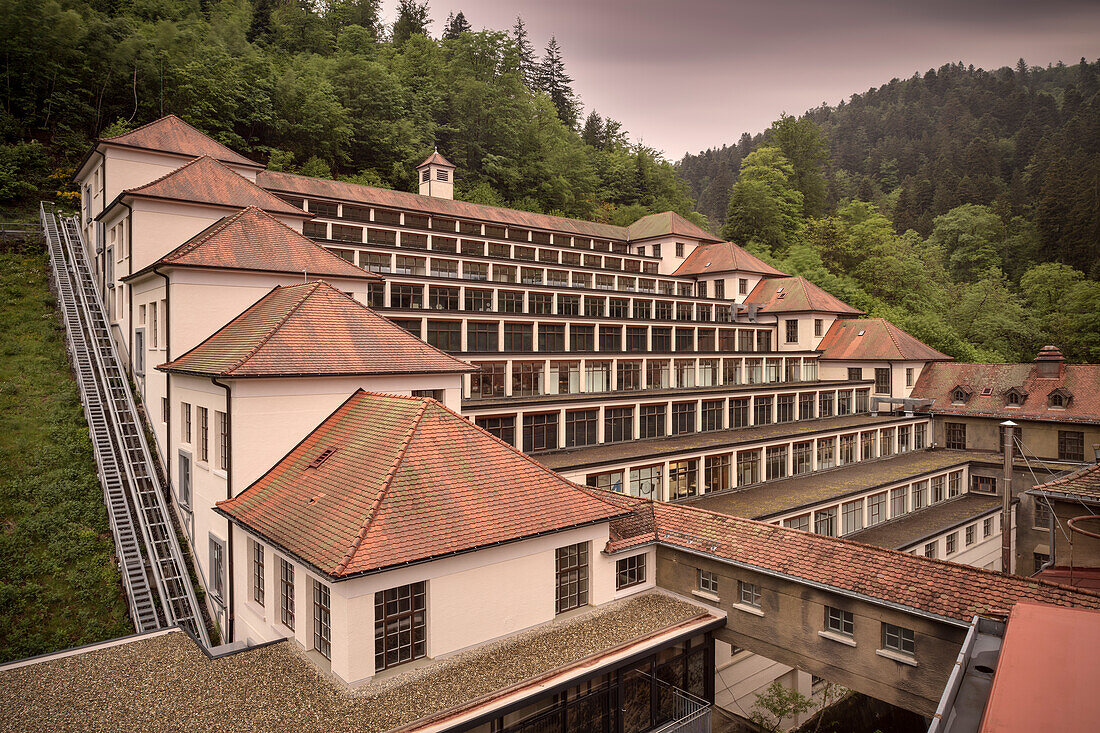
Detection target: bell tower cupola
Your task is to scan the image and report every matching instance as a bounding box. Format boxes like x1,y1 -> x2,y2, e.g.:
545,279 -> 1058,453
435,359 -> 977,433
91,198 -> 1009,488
417,148 -> 456,200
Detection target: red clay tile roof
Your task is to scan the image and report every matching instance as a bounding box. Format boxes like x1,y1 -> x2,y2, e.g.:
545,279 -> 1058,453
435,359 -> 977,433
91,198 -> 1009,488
672,241 -> 788,277
127,206 -> 376,282
746,276 -> 862,314
158,281 -> 472,377
417,150 -> 455,168
817,318 -> 952,362
1030,463 -> 1100,503
599,493 -> 1100,623
625,211 -> 721,243
107,156 -> 308,218
259,170 -> 631,241
910,362 -> 1100,424
217,391 -> 627,577
101,115 -> 261,168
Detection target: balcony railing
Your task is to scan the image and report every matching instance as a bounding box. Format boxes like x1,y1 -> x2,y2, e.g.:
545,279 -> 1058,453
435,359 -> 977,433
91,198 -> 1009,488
653,686 -> 711,733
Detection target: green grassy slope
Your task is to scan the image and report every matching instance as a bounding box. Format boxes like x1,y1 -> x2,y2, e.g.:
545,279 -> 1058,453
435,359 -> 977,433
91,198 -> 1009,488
0,242 -> 132,662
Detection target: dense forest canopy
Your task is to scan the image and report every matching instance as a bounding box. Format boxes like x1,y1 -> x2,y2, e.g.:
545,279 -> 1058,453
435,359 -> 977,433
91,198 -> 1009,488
679,61 -> 1100,364
0,0 -> 704,226
1,0 -> 1097,363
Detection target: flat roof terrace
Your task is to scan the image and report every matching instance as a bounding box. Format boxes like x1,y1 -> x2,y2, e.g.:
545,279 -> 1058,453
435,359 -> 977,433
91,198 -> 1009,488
534,414 -> 911,472
0,593 -> 716,733
848,493 -> 1003,550
682,449 -> 983,520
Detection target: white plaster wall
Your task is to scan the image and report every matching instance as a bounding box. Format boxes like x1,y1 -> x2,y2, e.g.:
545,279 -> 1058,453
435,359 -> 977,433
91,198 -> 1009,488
818,360 -> 928,399
227,373 -> 463,491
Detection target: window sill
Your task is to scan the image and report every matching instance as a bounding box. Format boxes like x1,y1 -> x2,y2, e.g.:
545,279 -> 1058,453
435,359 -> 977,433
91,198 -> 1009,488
876,648 -> 917,666
213,469 -> 228,480
731,602 -> 764,617
691,589 -> 720,603
819,630 -> 856,647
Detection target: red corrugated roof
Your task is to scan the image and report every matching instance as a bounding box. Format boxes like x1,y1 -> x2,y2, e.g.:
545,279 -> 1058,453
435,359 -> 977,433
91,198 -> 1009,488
110,156 -> 308,218
128,206 -> 376,282
910,362 -> 1100,424
158,281 -> 472,377
259,170 -> 631,240
817,318 -> 952,362
746,276 -> 862,314
979,602 -> 1100,733
217,390 -> 627,577
672,241 -> 787,277
100,115 -> 261,168
599,494 -> 1100,623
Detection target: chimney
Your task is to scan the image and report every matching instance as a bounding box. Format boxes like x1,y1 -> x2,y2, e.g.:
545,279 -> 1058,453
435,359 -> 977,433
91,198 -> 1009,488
1033,345 -> 1065,379
416,148 -> 455,200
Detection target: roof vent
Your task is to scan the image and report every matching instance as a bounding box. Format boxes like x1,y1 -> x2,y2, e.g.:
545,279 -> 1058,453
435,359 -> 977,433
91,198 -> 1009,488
308,448 -> 337,469
777,287 -> 784,293
981,387 -> 994,396
777,292 -> 785,299
857,329 -> 865,336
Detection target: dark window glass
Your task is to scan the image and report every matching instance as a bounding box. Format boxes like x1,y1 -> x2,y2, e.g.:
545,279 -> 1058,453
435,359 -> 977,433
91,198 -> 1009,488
375,582 -> 427,670
523,412 -> 558,451
566,409 -> 598,448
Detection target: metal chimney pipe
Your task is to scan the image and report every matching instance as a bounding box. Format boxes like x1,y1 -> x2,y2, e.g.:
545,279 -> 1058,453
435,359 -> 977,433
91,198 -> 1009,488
1001,421 -> 1017,573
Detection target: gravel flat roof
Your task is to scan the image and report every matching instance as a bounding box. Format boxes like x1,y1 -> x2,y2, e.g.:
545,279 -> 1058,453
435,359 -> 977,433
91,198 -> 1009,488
847,494 -> 1004,550
0,593 -> 711,733
534,414 -> 906,471
683,450 -> 984,520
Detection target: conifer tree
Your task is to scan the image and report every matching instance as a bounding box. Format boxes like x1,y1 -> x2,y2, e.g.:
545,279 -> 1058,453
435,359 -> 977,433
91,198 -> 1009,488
443,11 -> 471,40
511,17 -> 538,91
392,0 -> 431,46
538,36 -> 579,127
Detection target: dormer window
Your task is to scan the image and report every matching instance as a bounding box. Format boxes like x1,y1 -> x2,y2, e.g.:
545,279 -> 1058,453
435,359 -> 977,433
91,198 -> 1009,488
950,386 -> 972,404
1004,387 -> 1027,407
1048,388 -> 1072,409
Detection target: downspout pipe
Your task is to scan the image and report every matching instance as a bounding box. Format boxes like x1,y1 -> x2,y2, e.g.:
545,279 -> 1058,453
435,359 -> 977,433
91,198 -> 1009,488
118,201 -> 133,372
212,377 -> 234,643
154,266 -> 171,492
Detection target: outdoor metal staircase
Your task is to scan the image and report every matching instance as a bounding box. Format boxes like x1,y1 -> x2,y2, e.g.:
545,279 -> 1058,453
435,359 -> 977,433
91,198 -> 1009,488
41,203 -> 210,646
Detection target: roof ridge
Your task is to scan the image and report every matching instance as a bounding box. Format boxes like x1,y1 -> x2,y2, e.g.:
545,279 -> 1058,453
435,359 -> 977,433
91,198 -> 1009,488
333,398 -> 431,575
100,114 -> 180,140
103,115 -> 260,166
419,395 -> 632,514
222,282 -> 321,374
880,318 -> 905,358
163,208 -> 249,261
126,154 -> 211,194
653,501 -> 1100,601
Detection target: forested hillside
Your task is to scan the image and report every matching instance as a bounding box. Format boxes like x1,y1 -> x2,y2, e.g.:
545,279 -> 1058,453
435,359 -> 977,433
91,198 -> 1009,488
0,0 -> 702,225
678,61 -> 1100,364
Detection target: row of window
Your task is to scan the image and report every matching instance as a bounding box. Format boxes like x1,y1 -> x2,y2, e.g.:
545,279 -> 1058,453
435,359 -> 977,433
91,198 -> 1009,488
290,197 -> 639,255
780,470 -> 965,537
399,320 -> 786,355
920,514 -> 998,559
696,569 -> 916,656
582,426 -> 931,501
951,384 -> 1074,410
468,359 -> 832,400
480,392 -> 885,454
178,401 -> 229,476
375,281 -> 739,321
247,540 -> 333,660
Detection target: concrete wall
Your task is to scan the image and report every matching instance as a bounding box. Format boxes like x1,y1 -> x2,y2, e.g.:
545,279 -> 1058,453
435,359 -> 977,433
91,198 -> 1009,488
656,546 -> 967,716
930,415 -> 1100,463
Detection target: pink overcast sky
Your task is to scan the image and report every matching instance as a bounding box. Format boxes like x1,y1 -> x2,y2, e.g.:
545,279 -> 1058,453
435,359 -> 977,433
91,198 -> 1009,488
380,0 -> 1100,158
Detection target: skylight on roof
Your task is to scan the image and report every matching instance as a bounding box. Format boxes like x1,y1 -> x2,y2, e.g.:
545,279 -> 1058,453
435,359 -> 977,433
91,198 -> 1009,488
857,330 -> 865,336
981,387 -> 994,396
308,448 -> 337,469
